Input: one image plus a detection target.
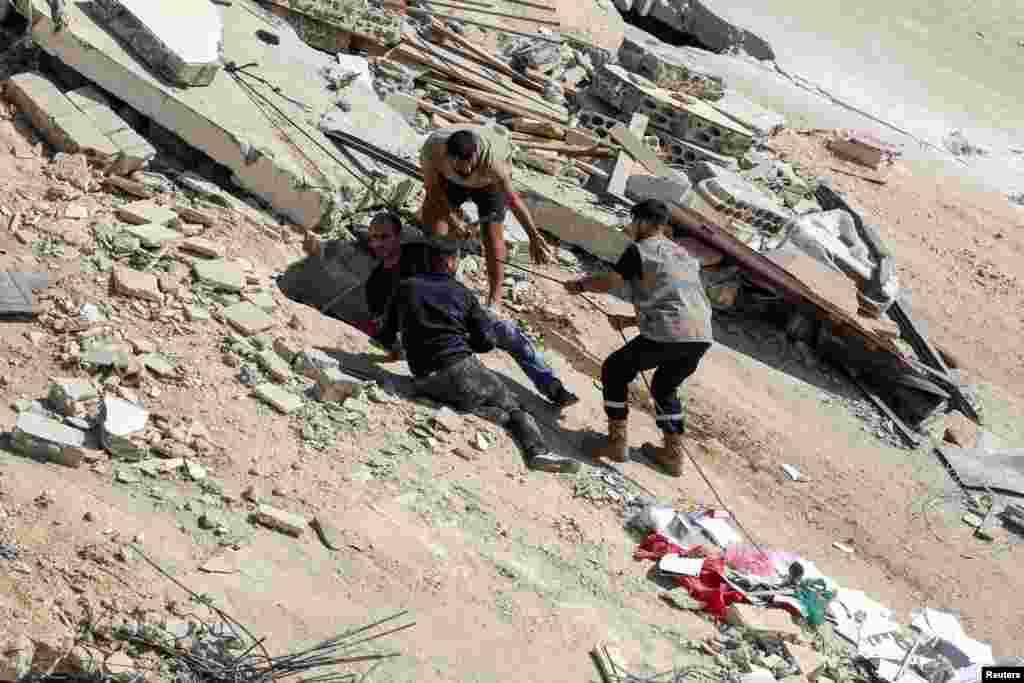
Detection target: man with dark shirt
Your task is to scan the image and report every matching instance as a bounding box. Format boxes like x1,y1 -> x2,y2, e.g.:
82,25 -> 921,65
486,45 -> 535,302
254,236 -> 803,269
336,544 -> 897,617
364,212 -> 578,409
376,236 -> 579,474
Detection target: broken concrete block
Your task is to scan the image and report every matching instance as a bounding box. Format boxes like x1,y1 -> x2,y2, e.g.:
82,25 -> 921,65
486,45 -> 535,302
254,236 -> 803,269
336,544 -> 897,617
244,291 -> 276,312
193,259 -> 245,292
251,503 -> 306,537
711,90 -> 785,136
293,348 -> 340,380
273,337 -> 301,363
116,200 -> 179,226
827,133 -> 894,170
224,301 -> 275,336
185,305 -> 211,321
11,412 -> 88,467
82,343 -> 134,369
315,367 -> 364,403
625,173 -> 693,207
180,237 -> 223,258
688,169 -> 793,236
4,72 -> 119,159
256,348 -> 292,382
47,378 -> 99,417
254,382 -> 302,414
122,222 -> 181,248
112,266 -> 163,303
384,92 -> 420,124
590,64 -> 755,157
99,396 -> 150,460
646,0 -> 775,61
0,634 -> 35,682
93,0 -> 224,87
618,24 -> 726,97
66,85 -> 156,174
140,353 -> 175,377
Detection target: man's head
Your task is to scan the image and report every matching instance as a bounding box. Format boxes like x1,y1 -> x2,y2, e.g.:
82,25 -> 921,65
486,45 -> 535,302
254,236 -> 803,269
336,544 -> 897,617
629,198 -> 670,240
420,236 -> 462,275
367,211 -> 403,261
446,129 -> 479,178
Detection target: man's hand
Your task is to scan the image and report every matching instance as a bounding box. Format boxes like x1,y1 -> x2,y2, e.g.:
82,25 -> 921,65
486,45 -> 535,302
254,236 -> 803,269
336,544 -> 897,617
528,232 -> 553,265
606,313 -> 635,331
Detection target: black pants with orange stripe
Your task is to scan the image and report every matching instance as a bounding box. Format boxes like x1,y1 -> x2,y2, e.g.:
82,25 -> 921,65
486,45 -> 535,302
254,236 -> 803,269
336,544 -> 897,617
601,337 -> 711,434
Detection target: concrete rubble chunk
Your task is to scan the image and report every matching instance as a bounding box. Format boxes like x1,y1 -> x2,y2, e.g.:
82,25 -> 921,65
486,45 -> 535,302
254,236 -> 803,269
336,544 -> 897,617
315,366 -> 365,403
646,0 -> 775,61
272,337 -> 301,363
251,503 -> 306,537
112,266 -> 163,303
0,270 -> 50,316
245,291 -> 277,312
618,24 -> 726,96
48,378 -> 99,417
67,85 -> 156,175
93,0 -> 223,86
100,396 -> 150,460
625,173 -> 693,207
82,342 -> 134,369
254,382 -> 302,414
1,634 -> 35,682
4,72 -> 119,159
122,222 -> 181,248
116,200 -> 179,226
185,305 -> 211,321
193,259 -> 245,292
11,412 -> 88,467
711,90 -> 786,136
257,348 -> 293,382
293,348 -> 340,380
140,353 -> 175,377
590,64 -> 754,157
21,0 -> 420,229
181,237 -> 223,258
224,301 -> 275,336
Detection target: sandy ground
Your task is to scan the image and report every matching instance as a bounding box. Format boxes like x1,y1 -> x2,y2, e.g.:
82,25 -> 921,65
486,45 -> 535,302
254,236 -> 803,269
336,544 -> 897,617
1,58 -> 1022,683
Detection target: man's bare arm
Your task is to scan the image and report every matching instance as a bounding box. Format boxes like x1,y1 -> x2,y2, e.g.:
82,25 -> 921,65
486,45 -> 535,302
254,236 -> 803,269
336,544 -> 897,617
677,237 -> 724,267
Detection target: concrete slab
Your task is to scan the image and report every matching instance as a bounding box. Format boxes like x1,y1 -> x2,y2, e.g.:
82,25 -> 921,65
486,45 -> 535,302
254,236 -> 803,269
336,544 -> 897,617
123,223 -> 182,248
22,0 -> 418,228
117,201 -> 179,226
193,259 -> 246,292
711,90 -> 786,136
625,173 -> 693,206
95,0 -> 223,86
938,442 -> 1024,498
224,301 -> 275,336
254,383 -> 303,415
0,271 -> 49,316
112,266 -> 164,303
181,237 -> 224,258
68,85 -> 157,174
647,0 -> 774,61
5,72 -> 118,158
618,24 -> 726,96
11,412 -> 88,467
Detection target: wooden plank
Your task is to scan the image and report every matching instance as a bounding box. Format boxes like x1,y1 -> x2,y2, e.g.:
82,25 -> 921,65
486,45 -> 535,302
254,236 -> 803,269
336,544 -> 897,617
418,75 -> 568,123
406,8 -> 563,43
408,36 -> 567,117
426,19 -> 550,92
513,141 -> 614,157
417,0 -> 562,26
606,112 -> 648,195
608,122 -> 675,178
844,364 -> 923,448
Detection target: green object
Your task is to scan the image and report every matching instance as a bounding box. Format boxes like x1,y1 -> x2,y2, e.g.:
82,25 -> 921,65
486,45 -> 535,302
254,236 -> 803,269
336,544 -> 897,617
794,578 -> 836,627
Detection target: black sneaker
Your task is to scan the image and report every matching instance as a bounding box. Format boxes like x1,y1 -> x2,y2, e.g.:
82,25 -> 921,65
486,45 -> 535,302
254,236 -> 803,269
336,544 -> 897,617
547,384 -> 580,409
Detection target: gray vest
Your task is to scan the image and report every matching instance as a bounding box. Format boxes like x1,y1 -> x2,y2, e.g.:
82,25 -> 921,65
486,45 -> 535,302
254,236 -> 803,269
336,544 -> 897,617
630,236 -> 714,344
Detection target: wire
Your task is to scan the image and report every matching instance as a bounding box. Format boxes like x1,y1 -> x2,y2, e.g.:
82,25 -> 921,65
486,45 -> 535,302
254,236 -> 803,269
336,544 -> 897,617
497,257 -> 771,558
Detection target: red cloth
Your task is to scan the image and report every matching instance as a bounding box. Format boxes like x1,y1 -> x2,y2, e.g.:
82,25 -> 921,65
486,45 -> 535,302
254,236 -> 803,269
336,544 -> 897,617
634,533 -> 746,619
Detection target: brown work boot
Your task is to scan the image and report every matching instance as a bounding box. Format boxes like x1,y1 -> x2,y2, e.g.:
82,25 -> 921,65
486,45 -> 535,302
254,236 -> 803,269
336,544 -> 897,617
643,432 -> 685,477
595,419 -> 629,463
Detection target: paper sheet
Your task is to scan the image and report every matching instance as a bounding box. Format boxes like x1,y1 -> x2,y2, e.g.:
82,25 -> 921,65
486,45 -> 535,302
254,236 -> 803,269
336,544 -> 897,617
696,516 -> 744,548
658,554 -> 704,576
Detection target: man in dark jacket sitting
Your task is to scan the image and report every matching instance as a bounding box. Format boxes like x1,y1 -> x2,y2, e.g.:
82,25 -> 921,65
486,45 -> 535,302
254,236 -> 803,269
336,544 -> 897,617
375,235 -> 579,474
363,211 -> 578,409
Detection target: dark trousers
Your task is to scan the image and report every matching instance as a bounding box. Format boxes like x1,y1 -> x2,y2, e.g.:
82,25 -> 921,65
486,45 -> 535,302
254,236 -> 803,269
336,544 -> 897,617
602,337 -> 711,434
414,355 -> 546,455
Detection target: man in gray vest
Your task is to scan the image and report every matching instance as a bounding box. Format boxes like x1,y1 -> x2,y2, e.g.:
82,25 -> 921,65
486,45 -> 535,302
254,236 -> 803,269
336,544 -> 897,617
563,199 -> 721,476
